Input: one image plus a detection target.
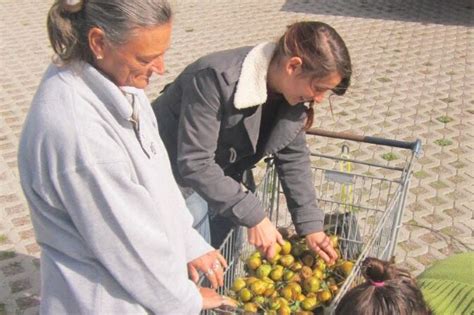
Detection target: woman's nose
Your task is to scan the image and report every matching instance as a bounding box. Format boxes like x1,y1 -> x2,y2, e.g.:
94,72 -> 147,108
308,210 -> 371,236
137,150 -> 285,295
313,92 -> 326,104
150,57 -> 165,75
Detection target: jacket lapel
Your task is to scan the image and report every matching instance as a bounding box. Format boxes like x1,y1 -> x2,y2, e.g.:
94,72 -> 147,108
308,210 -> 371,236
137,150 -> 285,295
264,103 -> 306,155
242,106 -> 262,153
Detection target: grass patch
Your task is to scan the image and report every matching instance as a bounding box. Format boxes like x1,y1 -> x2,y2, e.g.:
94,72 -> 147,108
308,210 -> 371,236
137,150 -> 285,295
414,170 -> 429,179
0,251 -> 16,260
436,115 -> 454,123
377,77 -> 392,83
0,235 -> 8,244
429,180 -> 449,190
440,97 -> 455,104
434,139 -> 453,147
422,61 -> 433,66
382,152 -> 398,161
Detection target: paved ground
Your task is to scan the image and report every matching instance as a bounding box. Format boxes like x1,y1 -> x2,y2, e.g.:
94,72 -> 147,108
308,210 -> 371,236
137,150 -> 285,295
0,0 -> 473,313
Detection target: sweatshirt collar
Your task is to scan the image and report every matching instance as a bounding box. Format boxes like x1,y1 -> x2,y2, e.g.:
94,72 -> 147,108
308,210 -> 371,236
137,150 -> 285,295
71,62 -> 143,121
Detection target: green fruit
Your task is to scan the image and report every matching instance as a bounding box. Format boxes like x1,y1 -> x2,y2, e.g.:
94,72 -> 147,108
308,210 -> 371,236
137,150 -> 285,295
240,288 -> 253,302
291,243 -> 305,257
313,269 -> 324,280
275,297 -> 289,307
303,277 -> 321,293
281,240 -> 292,255
290,261 -> 303,272
263,285 -> 276,297
250,251 -> 261,259
301,252 -> 315,267
267,253 -> 281,265
280,286 -> 294,301
299,266 -> 313,279
279,254 -> 295,267
243,302 -> 259,313
250,280 -> 267,295
252,295 -> 265,305
256,264 -> 272,278
287,282 -> 302,295
315,259 -> 326,272
247,256 -> 262,270
318,289 -> 332,303
301,297 -> 319,311
270,267 -> 284,281
283,270 -> 295,281
330,235 -> 339,248
231,277 -> 246,292
339,261 -> 354,277
267,298 -> 281,310
246,276 -> 258,286
278,305 -> 292,315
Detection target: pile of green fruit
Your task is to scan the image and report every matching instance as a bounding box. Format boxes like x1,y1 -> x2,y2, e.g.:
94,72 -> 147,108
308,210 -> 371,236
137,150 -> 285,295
228,235 -> 354,314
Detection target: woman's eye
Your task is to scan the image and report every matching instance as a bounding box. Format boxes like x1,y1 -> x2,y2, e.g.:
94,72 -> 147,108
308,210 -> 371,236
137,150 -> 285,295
137,58 -> 151,66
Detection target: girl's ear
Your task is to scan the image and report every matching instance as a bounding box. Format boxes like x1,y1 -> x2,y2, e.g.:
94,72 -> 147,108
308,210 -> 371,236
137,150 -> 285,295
286,56 -> 303,76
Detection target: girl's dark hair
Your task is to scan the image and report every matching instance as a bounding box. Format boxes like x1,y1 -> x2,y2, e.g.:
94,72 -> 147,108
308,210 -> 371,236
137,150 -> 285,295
336,258 -> 432,315
47,0 -> 172,64
273,21 -> 352,130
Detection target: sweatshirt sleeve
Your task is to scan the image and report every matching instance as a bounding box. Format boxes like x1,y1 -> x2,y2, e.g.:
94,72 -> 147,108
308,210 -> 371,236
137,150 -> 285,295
54,161 -> 204,314
274,129 -> 324,235
176,68 -> 266,227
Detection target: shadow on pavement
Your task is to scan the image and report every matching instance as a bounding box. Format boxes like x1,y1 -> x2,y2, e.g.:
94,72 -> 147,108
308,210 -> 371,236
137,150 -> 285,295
281,0 -> 474,27
0,251 -> 40,314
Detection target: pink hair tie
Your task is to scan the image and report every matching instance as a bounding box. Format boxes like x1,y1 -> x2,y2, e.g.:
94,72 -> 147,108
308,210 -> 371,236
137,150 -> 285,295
370,280 -> 385,287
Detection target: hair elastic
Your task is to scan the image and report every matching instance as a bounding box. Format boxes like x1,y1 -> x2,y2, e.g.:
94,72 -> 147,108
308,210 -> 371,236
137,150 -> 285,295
63,0 -> 84,13
370,280 -> 385,287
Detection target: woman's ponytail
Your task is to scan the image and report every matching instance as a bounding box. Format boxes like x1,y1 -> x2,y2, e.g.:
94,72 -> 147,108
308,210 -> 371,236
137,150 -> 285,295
47,1 -> 84,63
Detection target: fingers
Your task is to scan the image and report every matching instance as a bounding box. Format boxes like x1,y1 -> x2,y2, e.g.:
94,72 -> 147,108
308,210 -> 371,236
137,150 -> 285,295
212,260 -> 224,287
314,245 -> 331,264
205,259 -> 225,288
220,295 -> 238,307
204,266 -> 219,289
266,243 -> 276,259
188,264 -> 199,283
276,230 -> 285,245
216,252 -> 228,269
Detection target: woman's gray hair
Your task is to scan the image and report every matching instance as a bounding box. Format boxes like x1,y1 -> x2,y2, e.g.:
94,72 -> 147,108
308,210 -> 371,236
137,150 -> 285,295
47,0 -> 173,63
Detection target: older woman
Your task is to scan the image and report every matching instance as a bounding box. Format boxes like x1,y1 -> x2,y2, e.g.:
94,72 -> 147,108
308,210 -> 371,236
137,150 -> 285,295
18,0 -> 231,313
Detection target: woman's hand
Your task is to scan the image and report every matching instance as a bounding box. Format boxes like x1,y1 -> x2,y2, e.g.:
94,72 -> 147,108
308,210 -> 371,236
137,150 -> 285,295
188,250 -> 227,288
200,287 -> 238,310
305,231 -> 338,265
247,217 -> 285,259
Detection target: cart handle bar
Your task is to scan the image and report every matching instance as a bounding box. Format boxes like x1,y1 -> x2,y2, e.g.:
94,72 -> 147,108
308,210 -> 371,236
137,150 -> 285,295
307,128 -> 422,155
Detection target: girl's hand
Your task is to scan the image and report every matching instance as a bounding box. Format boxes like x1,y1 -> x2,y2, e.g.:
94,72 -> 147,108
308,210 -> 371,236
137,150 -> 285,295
247,217 -> 285,259
305,231 -> 338,265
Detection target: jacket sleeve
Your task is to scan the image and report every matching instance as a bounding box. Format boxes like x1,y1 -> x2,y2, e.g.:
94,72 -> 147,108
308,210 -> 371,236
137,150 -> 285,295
274,129 -> 324,235
55,161 -> 208,314
176,68 -> 266,227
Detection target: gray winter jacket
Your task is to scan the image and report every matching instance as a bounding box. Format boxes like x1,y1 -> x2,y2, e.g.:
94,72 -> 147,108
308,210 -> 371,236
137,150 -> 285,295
153,42 -> 323,235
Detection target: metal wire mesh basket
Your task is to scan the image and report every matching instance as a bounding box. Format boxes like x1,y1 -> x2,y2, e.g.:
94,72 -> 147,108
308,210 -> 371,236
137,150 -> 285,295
206,129 -> 421,314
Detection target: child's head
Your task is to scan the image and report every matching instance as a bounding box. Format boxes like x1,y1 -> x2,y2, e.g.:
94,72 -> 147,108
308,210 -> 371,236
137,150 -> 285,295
336,257 -> 431,315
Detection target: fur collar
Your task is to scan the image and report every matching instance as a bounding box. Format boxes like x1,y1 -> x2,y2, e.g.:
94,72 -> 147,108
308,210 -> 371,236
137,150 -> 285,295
234,42 -> 276,109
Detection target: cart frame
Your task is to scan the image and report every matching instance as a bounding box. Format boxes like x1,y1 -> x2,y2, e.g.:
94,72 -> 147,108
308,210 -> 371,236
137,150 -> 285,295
207,129 -> 421,314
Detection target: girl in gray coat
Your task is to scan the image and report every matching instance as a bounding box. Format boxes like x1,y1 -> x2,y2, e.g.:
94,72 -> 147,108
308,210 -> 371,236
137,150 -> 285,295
153,21 -> 352,263
18,0 -> 234,313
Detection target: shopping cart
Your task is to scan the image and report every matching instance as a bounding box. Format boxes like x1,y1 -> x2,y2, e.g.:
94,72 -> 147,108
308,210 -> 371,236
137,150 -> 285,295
207,128 -> 422,314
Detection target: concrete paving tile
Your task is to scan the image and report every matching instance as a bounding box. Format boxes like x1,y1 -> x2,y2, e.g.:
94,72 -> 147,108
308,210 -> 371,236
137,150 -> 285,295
1,0 -> 473,312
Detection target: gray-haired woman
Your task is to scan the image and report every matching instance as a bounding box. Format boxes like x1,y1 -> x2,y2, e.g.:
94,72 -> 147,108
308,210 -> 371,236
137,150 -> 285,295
18,0 -> 233,313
